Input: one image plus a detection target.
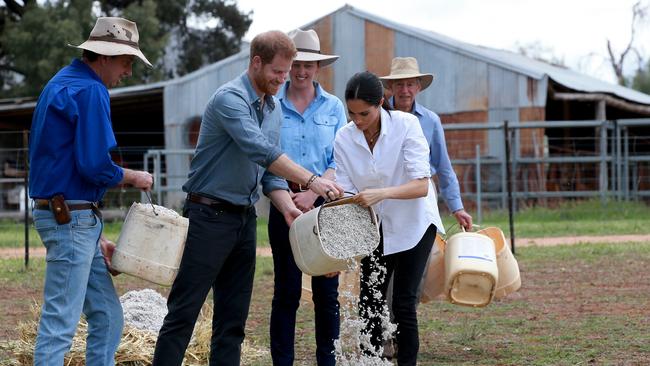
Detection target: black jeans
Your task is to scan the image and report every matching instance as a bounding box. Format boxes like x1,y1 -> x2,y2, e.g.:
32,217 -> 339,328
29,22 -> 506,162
153,200 -> 257,366
268,202 -> 340,366
359,224 -> 436,366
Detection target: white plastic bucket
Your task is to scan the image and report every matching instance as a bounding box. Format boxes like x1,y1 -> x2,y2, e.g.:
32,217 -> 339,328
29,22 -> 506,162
477,227 -> 521,299
419,233 -> 447,303
444,232 -> 498,307
112,202 -> 189,286
289,198 -> 379,276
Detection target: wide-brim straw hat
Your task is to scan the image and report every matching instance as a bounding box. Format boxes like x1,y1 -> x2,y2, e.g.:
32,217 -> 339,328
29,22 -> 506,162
289,29 -> 339,67
379,57 -> 434,90
69,17 -> 152,67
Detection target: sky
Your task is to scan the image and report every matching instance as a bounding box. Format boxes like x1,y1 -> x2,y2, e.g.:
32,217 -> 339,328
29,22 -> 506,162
235,0 -> 649,84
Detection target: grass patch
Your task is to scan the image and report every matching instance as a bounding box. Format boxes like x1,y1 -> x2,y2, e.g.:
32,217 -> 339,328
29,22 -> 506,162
1,242 -> 650,364
441,199 -> 650,237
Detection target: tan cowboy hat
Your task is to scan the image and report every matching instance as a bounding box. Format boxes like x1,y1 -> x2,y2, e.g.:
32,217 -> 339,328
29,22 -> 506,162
69,17 -> 152,67
288,29 -> 339,67
379,57 -> 434,90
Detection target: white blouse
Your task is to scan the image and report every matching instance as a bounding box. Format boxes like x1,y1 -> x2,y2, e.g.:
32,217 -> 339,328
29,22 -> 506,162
334,108 -> 444,255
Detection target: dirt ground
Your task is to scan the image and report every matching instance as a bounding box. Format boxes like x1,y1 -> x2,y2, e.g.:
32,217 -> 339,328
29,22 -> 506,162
2,234 -> 650,260
2,236 -> 649,364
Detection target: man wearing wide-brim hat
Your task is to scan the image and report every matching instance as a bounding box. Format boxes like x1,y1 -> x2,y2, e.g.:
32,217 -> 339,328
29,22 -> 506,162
380,57 -> 472,231
29,16 -> 153,365
268,28 -> 346,366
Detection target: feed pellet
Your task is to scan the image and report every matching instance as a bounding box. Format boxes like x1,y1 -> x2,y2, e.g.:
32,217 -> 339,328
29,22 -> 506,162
136,202 -> 183,220
120,289 -> 168,333
318,203 -> 379,259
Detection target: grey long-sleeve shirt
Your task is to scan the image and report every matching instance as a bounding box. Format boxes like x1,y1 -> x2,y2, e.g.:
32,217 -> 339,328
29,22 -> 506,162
182,72 -> 288,206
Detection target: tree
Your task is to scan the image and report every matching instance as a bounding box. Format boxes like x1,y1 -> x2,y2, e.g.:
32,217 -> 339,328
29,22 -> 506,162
605,1 -> 648,86
98,0 -> 252,78
631,62 -> 650,94
1,0 -> 95,97
0,0 -> 252,97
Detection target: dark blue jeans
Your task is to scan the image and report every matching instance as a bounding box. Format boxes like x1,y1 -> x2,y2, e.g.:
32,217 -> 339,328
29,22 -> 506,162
360,224 -> 436,366
153,200 -> 257,366
268,204 -> 340,366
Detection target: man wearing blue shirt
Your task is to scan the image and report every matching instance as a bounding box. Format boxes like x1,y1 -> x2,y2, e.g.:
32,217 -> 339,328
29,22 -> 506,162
380,57 -> 473,230
153,31 -> 343,366
29,17 -> 154,365
268,29 -> 346,366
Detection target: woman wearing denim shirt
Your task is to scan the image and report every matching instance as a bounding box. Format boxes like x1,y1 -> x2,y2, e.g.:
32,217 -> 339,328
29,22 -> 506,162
267,29 -> 347,366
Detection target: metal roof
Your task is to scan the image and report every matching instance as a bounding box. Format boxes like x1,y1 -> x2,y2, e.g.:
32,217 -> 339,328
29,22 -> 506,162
342,5 -> 650,105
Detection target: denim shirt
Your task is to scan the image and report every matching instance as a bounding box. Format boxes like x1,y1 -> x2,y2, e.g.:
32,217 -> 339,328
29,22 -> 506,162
29,59 -> 123,202
182,72 -> 287,206
391,97 -> 464,212
277,81 -> 347,175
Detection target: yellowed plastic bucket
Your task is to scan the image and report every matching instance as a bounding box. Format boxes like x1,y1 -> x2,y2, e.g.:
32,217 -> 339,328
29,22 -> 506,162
112,202 -> 188,286
289,199 -> 379,276
444,231 -> 498,307
419,233 -> 446,303
478,227 -> 521,298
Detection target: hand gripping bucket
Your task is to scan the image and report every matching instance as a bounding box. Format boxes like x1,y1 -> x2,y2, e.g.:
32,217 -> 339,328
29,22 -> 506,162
444,231 -> 498,307
477,227 -> 521,298
289,198 -> 379,276
112,202 -> 189,286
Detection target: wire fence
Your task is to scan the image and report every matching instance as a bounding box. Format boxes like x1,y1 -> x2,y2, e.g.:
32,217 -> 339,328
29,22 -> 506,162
1,119 -> 649,219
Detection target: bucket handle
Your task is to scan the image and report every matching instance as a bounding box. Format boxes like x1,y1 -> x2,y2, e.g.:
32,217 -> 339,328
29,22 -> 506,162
323,191 -> 358,208
145,190 -> 159,216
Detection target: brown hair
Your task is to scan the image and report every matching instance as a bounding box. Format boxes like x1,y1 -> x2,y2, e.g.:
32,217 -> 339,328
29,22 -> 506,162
250,30 -> 297,65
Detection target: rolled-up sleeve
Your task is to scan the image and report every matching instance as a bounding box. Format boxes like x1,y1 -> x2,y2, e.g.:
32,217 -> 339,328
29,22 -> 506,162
211,90 -> 284,168
333,134 -> 358,193
403,115 -> 431,180
73,85 -> 124,188
261,169 -> 289,195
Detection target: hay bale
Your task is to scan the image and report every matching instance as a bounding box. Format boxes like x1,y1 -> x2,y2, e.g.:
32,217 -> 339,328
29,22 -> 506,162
1,301 -> 268,365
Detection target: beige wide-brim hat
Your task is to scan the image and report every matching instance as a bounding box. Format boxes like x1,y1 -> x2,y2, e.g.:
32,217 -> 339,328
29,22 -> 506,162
289,29 -> 339,67
379,57 -> 434,90
69,17 -> 152,68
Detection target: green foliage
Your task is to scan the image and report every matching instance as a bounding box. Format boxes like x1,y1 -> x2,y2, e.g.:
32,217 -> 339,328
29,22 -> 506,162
177,0 -> 252,76
0,0 -> 251,97
442,199 -> 650,237
631,60 -> 650,94
98,0 -> 252,78
119,0 -> 167,86
1,1 -> 93,97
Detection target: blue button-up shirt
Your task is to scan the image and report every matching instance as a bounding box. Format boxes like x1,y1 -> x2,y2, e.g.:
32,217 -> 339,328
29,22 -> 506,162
29,59 -> 124,202
391,98 -> 464,212
182,72 -> 287,206
277,81 -> 347,175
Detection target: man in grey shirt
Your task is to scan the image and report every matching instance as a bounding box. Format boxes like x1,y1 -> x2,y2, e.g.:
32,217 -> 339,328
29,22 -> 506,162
153,30 -> 343,366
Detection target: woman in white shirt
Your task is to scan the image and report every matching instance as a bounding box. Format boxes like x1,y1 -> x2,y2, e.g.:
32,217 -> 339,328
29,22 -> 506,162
334,71 -> 443,365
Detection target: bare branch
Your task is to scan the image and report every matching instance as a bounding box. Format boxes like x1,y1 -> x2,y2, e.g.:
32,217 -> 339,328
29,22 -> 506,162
3,0 -> 26,17
604,1 -> 649,85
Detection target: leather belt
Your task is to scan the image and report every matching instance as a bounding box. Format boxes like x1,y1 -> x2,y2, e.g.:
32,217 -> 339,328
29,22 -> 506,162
288,181 -> 305,193
187,193 -> 251,214
34,199 -> 97,212
34,199 -> 102,219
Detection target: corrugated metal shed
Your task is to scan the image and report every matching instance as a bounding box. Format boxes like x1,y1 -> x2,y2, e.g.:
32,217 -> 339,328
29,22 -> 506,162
341,5 -> 650,105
